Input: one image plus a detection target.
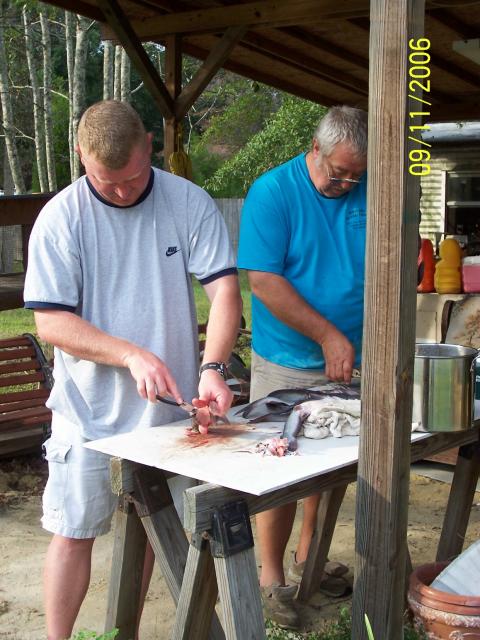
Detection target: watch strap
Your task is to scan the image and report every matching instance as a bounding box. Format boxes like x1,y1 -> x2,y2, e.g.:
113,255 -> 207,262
199,361 -> 228,380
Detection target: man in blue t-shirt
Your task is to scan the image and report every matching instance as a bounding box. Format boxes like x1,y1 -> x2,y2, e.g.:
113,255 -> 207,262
238,106 -> 368,629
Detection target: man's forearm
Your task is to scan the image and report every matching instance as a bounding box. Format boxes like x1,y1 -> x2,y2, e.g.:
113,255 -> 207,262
34,309 -> 140,367
202,275 -> 243,364
248,271 -> 333,344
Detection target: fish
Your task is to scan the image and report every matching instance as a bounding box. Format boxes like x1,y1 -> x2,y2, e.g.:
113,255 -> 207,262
282,405 -> 306,452
234,383 -> 361,424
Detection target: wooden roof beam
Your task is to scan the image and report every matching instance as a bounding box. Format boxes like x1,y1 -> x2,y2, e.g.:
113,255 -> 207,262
96,0 -> 174,119
183,41 -> 367,109
40,0 -> 104,21
351,15 -> 480,90
429,102 -> 480,122
280,26 -> 369,71
240,32 -> 369,97
102,0 -> 370,41
175,25 -> 247,118
429,8 -> 480,40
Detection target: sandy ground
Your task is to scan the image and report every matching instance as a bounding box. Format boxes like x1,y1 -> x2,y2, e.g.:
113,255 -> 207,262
1,455 -> 480,640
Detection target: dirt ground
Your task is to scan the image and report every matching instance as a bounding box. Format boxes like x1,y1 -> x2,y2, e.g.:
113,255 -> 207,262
1,454 -> 479,640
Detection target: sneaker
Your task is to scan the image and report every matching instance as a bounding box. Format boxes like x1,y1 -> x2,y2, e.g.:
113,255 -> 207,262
260,583 -> 300,630
287,555 -> 352,597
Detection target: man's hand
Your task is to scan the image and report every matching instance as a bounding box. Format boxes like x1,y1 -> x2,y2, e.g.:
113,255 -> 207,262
122,348 -> 182,403
319,324 -> 355,383
195,368 -> 233,418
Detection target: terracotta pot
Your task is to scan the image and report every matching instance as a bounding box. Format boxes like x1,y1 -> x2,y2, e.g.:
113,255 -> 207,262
408,561 -> 480,639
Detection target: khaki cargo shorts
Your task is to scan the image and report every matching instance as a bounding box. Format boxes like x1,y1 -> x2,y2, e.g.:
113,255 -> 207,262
250,351 -> 329,401
42,412 -> 195,539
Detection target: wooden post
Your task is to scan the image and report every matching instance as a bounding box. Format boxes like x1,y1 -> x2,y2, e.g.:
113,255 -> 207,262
352,1 -> 425,639
105,496 -> 147,639
164,34 -> 182,172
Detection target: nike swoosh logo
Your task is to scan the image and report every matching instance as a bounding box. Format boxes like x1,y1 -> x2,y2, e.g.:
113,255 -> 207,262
166,247 -> 180,257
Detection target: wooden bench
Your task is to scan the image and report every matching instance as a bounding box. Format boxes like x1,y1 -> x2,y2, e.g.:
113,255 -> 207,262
0,334 -> 53,458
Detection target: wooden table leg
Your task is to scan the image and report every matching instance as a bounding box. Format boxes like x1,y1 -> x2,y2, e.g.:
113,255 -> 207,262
132,467 -> 225,639
404,545 -> 413,603
436,440 -> 480,562
213,548 -> 264,640
172,535 -> 225,640
105,495 -> 147,640
132,466 -> 190,602
207,500 -> 265,640
297,484 -> 348,603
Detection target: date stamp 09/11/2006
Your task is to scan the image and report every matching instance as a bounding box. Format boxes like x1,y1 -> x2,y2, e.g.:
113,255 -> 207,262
407,38 -> 432,178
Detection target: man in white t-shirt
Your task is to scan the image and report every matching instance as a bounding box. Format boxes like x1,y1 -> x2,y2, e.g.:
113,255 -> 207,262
24,100 -> 242,640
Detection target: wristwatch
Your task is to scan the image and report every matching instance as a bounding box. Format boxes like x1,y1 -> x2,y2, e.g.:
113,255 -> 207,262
199,361 -> 228,380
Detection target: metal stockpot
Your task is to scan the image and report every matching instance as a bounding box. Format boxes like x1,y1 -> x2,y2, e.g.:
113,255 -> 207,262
413,343 -> 479,432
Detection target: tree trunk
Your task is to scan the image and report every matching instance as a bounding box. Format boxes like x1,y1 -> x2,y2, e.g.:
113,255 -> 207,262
103,40 -> 114,100
40,12 -> 57,192
0,3 -> 25,194
23,6 -> 47,192
72,15 -> 89,180
0,144 -> 17,273
114,44 -> 121,101
120,48 -> 130,102
65,10 -> 75,181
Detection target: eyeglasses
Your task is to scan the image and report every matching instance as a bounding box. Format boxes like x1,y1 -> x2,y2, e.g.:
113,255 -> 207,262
325,162 -> 364,185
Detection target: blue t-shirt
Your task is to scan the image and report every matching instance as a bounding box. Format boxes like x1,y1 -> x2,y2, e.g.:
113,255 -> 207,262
238,153 -> 366,370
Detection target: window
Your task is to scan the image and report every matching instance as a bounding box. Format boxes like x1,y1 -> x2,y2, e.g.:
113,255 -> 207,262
445,172 -> 480,252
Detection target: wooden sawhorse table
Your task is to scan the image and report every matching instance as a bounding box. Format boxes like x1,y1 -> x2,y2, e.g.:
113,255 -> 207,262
99,424 -> 480,640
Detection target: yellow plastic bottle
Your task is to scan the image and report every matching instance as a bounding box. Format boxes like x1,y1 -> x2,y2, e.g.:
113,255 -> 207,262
434,238 -> 462,294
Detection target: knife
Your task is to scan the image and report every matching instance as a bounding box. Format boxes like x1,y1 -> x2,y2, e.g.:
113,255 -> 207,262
155,395 -> 197,416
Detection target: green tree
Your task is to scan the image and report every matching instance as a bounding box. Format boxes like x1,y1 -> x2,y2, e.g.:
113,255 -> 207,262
204,95 -> 326,197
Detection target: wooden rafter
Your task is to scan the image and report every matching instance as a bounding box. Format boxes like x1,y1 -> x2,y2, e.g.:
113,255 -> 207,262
241,32 -> 369,97
103,0 -> 370,41
430,102 -> 480,122
96,0 -> 174,119
351,15 -> 480,90
183,41 -> 364,108
41,0 -> 104,21
429,8 -> 480,39
280,26 -> 369,71
175,25 -> 247,119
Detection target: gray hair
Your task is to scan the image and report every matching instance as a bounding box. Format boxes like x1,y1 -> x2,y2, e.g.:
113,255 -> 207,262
314,106 -> 368,158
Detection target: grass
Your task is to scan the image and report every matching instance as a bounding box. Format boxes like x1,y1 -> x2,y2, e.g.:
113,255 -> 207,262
70,632 -> 118,640
0,270 -> 253,371
264,609 -> 427,639
194,268 -> 251,327
0,270 -> 252,341
68,610 -> 427,640
0,308 -> 36,338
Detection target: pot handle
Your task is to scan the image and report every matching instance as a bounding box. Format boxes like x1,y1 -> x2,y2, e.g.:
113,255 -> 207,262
471,350 -> 480,374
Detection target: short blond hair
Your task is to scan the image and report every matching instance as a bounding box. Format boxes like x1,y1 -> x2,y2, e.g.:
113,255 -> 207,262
77,100 -> 148,169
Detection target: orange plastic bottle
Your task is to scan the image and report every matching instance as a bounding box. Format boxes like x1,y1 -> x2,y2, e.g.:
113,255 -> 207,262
434,238 -> 462,294
417,238 -> 435,293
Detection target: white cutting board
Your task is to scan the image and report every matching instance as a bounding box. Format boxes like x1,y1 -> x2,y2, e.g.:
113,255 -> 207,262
85,419 -> 429,496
